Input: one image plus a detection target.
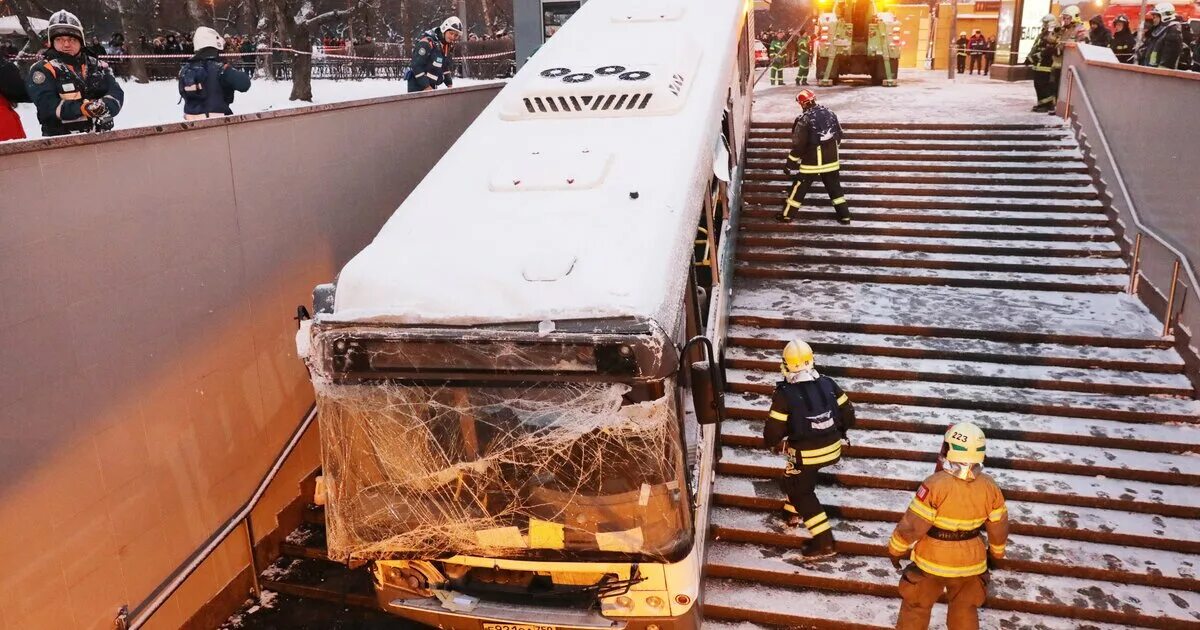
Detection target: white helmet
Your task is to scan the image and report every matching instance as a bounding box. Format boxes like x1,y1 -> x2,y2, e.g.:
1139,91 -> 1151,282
440,16 -> 464,36
1042,13 -> 1058,26
1152,2 -> 1176,20
47,10 -> 85,43
193,26 -> 225,52
944,422 -> 986,465
1061,5 -> 1081,20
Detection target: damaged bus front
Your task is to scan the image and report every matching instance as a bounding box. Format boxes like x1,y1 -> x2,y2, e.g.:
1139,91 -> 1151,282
297,315 -> 702,629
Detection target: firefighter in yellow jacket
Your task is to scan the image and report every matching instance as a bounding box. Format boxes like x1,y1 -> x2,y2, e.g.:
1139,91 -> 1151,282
887,422 -> 1009,630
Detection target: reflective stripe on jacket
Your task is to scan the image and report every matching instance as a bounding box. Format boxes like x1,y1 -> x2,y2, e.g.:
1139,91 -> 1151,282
888,470 -> 1009,578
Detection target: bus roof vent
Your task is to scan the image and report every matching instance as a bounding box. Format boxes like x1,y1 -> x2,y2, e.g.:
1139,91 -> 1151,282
609,0 -> 686,23
501,41 -> 700,121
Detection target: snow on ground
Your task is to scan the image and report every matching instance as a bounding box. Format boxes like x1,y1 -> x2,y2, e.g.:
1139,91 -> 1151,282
753,68 -> 1055,125
10,77 -> 498,141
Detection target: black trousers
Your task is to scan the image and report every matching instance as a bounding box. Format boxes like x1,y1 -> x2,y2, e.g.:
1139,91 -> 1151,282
1032,70 -> 1055,106
780,464 -> 833,537
956,54 -> 967,73
783,170 -> 851,221
969,54 -> 983,74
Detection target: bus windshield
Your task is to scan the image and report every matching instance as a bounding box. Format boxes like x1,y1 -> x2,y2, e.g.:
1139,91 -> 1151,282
315,381 -> 693,563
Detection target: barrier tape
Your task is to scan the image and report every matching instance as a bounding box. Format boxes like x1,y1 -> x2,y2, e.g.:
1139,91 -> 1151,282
13,48 -> 514,63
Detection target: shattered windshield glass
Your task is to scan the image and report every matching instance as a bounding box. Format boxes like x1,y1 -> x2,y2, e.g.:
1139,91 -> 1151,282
315,380 -> 692,563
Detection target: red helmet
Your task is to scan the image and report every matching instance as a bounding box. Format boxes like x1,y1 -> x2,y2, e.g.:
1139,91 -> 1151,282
796,89 -> 816,107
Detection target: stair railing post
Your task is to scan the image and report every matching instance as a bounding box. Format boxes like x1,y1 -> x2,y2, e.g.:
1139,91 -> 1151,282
243,516 -> 262,599
1164,259 -> 1182,337
1128,232 -> 1143,295
1063,67 -> 1075,120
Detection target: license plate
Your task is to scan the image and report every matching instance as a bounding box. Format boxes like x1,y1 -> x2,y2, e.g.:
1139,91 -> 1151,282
482,624 -> 557,630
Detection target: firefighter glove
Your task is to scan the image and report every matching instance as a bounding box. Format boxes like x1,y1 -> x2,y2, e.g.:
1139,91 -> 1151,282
83,99 -> 108,119
890,555 -> 903,570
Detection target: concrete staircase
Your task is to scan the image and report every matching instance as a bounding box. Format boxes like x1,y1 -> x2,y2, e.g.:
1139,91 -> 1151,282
701,121 -> 1200,629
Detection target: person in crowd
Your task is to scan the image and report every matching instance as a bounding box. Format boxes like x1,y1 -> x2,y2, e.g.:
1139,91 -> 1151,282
106,32 -> 125,55
1027,14 -> 1059,112
26,10 -> 123,136
136,34 -> 149,54
178,27 -> 251,121
955,32 -> 968,73
967,29 -> 987,74
86,36 -> 106,58
151,36 -> 165,54
762,340 -> 855,561
1087,15 -> 1112,47
984,36 -> 996,74
1177,21 -> 1193,69
889,423 -> 1009,630
1138,3 -> 1183,68
778,89 -> 851,224
1111,15 -> 1137,63
407,16 -> 461,92
0,55 -> 29,141
164,33 -> 182,55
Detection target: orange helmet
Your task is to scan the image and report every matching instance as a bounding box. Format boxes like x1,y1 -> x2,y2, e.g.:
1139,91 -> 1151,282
796,89 -> 817,108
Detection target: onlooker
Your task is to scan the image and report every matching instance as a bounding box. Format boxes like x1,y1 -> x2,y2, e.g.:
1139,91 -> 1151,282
967,29 -> 987,74
1087,15 -> 1112,47
1179,21 -> 1194,70
984,37 -> 996,74
87,36 -> 106,58
407,16 -> 461,92
1138,2 -> 1183,68
955,32 -> 968,74
164,33 -> 182,55
106,31 -> 124,55
26,10 -> 124,136
0,55 -> 29,141
1111,15 -> 1137,63
178,27 -> 251,120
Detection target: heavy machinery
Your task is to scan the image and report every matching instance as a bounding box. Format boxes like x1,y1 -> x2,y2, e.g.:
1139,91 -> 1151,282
814,0 -> 901,86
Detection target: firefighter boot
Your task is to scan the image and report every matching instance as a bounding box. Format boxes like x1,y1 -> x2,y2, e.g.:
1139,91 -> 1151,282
789,531 -> 837,563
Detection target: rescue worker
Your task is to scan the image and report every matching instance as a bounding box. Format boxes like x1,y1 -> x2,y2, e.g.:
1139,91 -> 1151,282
1111,15 -> 1137,63
179,27 -> 251,120
967,30 -> 987,74
796,31 -> 811,85
955,32 -> 968,74
1026,14 -> 1059,112
1087,15 -> 1112,47
25,10 -> 123,136
1179,21 -> 1194,70
769,31 -> 786,86
763,340 -> 855,561
778,90 -> 850,224
888,423 -> 1009,630
407,16 -> 462,93
1058,5 -> 1087,43
1138,3 -> 1183,68
0,55 -> 29,141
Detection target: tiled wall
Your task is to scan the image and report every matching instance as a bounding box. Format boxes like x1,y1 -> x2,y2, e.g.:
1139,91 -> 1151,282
0,84 -> 501,630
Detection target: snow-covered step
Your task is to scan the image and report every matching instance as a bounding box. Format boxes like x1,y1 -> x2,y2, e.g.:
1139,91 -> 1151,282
705,542 -> 1200,629
718,446 -> 1200,518
725,370 -> 1198,423
738,232 -> 1123,257
709,506 -> 1200,590
722,393 -> 1200,453
736,247 -> 1126,273
743,220 -> 1114,241
703,579 -> 1132,630
724,347 -> 1191,396
745,168 -> 1096,185
752,127 -> 1073,140
745,207 -> 1108,226
747,138 -> 1077,151
742,194 -> 1106,213
729,279 -> 1169,347
745,148 -> 1084,162
735,262 -> 1127,293
726,327 -> 1176,371
744,180 -> 1100,200
718,418 -> 1200,484
712,476 -> 1200,554
752,159 -> 1090,174
752,121 -> 1066,131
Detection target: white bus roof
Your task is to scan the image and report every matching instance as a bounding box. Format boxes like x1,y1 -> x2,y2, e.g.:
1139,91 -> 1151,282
329,0 -> 745,327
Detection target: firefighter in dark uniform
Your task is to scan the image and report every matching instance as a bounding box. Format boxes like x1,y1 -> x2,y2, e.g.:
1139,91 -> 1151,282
26,10 -> 123,137
763,340 -> 855,561
407,16 -> 462,93
888,422 -> 1010,630
1111,15 -> 1137,63
1138,3 -> 1184,68
1027,14 -> 1058,112
777,89 -> 850,225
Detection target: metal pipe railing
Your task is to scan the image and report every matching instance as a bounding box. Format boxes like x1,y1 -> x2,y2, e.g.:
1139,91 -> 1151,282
115,405 -> 319,630
1063,65 -> 1197,338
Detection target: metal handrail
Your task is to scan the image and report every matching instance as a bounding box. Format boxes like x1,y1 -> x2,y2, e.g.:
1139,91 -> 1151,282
115,405 -> 319,630
1063,65 -> 1196,336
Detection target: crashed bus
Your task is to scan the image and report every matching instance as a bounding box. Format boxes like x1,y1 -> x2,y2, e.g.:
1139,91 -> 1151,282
295,0 -> 754,627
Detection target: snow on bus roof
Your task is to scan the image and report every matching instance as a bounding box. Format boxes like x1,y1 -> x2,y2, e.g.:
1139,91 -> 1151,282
329,0 -> 743,327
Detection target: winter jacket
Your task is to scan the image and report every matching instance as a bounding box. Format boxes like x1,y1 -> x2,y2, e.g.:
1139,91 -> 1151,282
787,104 -> 844,175
889,470 -> 1010,578
764,375 -> 855,472
1111,27 -> 1137,63
0,58 -> 28,141
180,47 -> 251,119
967,34 -> 987,53
407,30 -> 455,91
25,48 -> 124,136
1140,20 -> 1183,68
1088,24 -> 1113,47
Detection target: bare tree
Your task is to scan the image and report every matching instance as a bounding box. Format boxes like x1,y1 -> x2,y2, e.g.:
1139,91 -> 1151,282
269,0 -> 365,101
104,0 -> 153,82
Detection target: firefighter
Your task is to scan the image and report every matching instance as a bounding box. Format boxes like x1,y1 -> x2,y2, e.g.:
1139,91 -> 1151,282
1027,14 -> 1059,112
1111,15 -> 1137,63
26,10 -> 124,136
777,90 -> 851,224
795,31 -> 811,85
888,423 -> 1009,630
1058,5 -> 1087,43
955,32 -> 968,74
407,16 -> 462,93
1087,15 -> 1112,47
763,340 -> 855,561
769,31 -> 787,86
1138,3 -> 1183,68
